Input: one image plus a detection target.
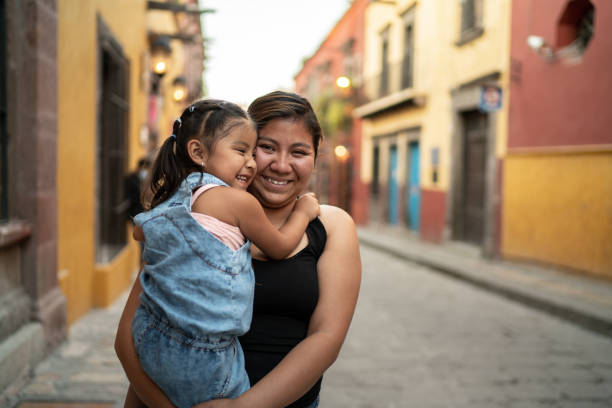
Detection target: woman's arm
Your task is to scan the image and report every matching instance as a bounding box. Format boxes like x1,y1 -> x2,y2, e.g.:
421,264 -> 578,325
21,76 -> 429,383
197,205 -> 361,408
114,270 -> 176,408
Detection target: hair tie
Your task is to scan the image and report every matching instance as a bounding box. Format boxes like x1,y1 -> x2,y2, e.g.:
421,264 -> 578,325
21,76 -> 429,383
177,118 -> 182,126
189,105 -> 195,113
170,134 -> 176,141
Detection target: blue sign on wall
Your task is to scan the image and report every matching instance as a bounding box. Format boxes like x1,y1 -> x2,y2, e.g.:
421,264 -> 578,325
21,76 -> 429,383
480,85 -> 502,112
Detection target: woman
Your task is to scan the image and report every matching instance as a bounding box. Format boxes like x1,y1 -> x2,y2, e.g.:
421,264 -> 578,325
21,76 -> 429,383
115,91 -> 361,408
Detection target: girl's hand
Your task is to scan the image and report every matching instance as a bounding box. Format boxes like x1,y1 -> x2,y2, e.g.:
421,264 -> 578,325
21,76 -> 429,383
295,192 -> 320,221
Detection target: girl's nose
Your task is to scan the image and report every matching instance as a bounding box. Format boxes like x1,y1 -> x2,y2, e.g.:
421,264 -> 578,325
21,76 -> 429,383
246,156 -> 256,170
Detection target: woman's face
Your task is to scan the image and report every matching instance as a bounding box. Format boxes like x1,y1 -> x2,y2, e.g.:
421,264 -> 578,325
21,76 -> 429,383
249,118 -> 316,209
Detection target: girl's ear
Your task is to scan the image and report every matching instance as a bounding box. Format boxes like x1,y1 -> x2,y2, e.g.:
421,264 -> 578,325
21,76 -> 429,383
186,139 -> 208,167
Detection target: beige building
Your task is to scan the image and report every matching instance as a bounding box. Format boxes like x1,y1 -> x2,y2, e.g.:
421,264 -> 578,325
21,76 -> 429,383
356,0 -> 510,256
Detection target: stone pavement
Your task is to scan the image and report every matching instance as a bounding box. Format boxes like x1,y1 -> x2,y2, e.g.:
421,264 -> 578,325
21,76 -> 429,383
6,291 -> 130,408
357,224 -> 612,338
6,225 -> 612,408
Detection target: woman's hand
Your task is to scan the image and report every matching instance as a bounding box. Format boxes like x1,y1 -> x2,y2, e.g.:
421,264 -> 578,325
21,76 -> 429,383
192,398 -> 236,408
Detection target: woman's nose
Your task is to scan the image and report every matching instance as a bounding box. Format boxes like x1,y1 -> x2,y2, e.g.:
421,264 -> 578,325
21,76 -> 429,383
270,153 -> 291,173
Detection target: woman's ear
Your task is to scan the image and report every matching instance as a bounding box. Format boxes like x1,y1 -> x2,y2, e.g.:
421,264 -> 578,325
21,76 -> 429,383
186,139 -> 208,167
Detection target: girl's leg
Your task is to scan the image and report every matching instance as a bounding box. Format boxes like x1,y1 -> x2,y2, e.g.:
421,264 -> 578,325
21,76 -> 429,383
124,385 -> 147,408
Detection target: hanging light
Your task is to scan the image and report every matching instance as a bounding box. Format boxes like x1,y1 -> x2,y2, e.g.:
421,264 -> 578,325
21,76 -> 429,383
172,76 -> 187,102
150,36 -> 172,76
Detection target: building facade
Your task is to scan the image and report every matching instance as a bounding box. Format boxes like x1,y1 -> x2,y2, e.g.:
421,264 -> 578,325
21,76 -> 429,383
0,0 -> 205,399
355,0 -> 511,256
294,0 -> 369,224
504,0 -> 612,278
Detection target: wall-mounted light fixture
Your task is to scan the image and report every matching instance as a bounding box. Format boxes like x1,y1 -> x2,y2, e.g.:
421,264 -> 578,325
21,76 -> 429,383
336,76 -> 351,89
151,36 -> 172,76
172,76 -> 187,102
526,35 -> 556,61
334,144 -> 350,162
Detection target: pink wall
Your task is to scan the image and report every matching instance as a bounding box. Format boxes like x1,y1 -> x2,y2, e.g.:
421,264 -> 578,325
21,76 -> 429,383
509,0 -> 612,148
420,189 -> 446,243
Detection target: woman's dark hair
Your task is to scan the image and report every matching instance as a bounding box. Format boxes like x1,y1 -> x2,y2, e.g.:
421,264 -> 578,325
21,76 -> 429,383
247,91 -> 322,158
145,99 -> 251,209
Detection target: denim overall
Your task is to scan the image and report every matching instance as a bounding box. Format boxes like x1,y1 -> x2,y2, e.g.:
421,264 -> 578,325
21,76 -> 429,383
132,172 -> 253,407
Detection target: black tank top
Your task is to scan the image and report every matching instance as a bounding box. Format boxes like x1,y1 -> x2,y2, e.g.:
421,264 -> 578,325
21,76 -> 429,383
239,218 -> 327,408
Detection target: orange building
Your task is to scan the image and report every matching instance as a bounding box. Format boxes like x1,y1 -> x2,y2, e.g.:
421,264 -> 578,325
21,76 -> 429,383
294,0 -> 369,224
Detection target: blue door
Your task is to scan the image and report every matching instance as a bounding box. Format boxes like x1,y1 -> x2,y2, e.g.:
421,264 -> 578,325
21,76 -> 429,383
388,145 -> 399,224
406,142 -> 420,230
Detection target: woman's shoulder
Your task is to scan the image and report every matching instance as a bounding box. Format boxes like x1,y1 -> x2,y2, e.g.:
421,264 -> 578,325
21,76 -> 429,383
318,205 -> 357,240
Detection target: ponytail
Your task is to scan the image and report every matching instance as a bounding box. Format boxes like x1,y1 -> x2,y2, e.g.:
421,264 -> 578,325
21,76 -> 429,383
146,120 -> 190,209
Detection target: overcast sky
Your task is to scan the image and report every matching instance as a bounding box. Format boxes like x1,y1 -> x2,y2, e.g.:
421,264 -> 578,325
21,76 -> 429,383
200,0 -> 351,107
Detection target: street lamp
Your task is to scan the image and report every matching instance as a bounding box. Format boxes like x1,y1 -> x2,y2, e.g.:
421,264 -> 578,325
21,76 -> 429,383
172,76 -> 187,102
150,36 -> 172,76
334,144 -> 349,161
336,76 -> 351,89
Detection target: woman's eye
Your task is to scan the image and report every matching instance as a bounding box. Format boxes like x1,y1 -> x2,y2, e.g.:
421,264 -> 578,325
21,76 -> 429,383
293,150 -> 307,156
258,144 -> 273,151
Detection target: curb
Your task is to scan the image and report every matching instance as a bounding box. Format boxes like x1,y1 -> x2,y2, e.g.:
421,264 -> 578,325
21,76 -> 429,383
358,235 -> 612,339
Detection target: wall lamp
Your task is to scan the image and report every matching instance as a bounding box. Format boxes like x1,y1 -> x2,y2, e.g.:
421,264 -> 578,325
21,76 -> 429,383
172,76 -> 187,102
527,35 -> 555,61
334,145 -> 350,162
336,76 -> 351,89
151,35 -> 172,76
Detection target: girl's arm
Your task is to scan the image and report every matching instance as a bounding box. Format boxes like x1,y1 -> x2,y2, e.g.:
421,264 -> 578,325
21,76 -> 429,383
196,205 -> 362,408
114,270 -> 176,408
193,188 -> 319,260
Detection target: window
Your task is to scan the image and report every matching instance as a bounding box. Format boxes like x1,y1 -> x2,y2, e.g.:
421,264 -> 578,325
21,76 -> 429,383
341,38 -> 356,82
458,0 -> 483,44
401,8 -> 415,89
97,19 -> 130,263
372,145 -> 380,197
555,0 -> 595,62
379,27 -> 390,97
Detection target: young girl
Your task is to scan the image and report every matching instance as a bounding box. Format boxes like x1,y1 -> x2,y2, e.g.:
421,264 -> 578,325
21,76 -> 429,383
127,99 -> 319,408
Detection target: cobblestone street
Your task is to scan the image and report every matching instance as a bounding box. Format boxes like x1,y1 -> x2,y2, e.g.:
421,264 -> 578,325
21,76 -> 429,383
321,246 -> 612,407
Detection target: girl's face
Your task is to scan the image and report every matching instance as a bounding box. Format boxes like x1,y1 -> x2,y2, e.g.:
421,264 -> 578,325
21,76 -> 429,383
204,121 -> 257,190
249,118 -> 316,209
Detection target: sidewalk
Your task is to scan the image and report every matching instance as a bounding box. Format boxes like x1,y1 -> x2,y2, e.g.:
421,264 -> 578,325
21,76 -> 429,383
7,291 -> 130,408
357,224 -> 612,338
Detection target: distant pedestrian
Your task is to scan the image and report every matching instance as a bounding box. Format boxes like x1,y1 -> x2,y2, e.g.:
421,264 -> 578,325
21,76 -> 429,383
115,98 -> 319,408
124,157 -> 151,221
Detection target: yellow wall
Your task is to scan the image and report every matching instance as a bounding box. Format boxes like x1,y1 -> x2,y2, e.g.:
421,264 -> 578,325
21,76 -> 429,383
503,152 -> 612,278
58,0 -> 148,324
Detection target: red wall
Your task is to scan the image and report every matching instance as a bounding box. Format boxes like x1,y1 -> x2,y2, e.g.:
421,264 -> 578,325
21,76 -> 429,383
509,0 -> 612,148
420,189 -> 446,243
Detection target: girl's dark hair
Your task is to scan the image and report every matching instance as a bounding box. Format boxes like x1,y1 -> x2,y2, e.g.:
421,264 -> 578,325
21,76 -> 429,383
247,91 -> 322,157
145,99 -> 251,209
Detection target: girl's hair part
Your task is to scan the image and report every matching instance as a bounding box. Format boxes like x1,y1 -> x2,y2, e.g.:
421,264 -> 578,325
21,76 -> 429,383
247,91 -> 322,158
145,99 -> 251,209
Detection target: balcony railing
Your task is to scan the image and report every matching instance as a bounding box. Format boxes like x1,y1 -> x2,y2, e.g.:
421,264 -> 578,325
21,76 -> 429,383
362,59 -> 413,102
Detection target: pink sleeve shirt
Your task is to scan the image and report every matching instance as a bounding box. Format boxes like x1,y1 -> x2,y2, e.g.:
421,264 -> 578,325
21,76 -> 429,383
190,184 -> 246,251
